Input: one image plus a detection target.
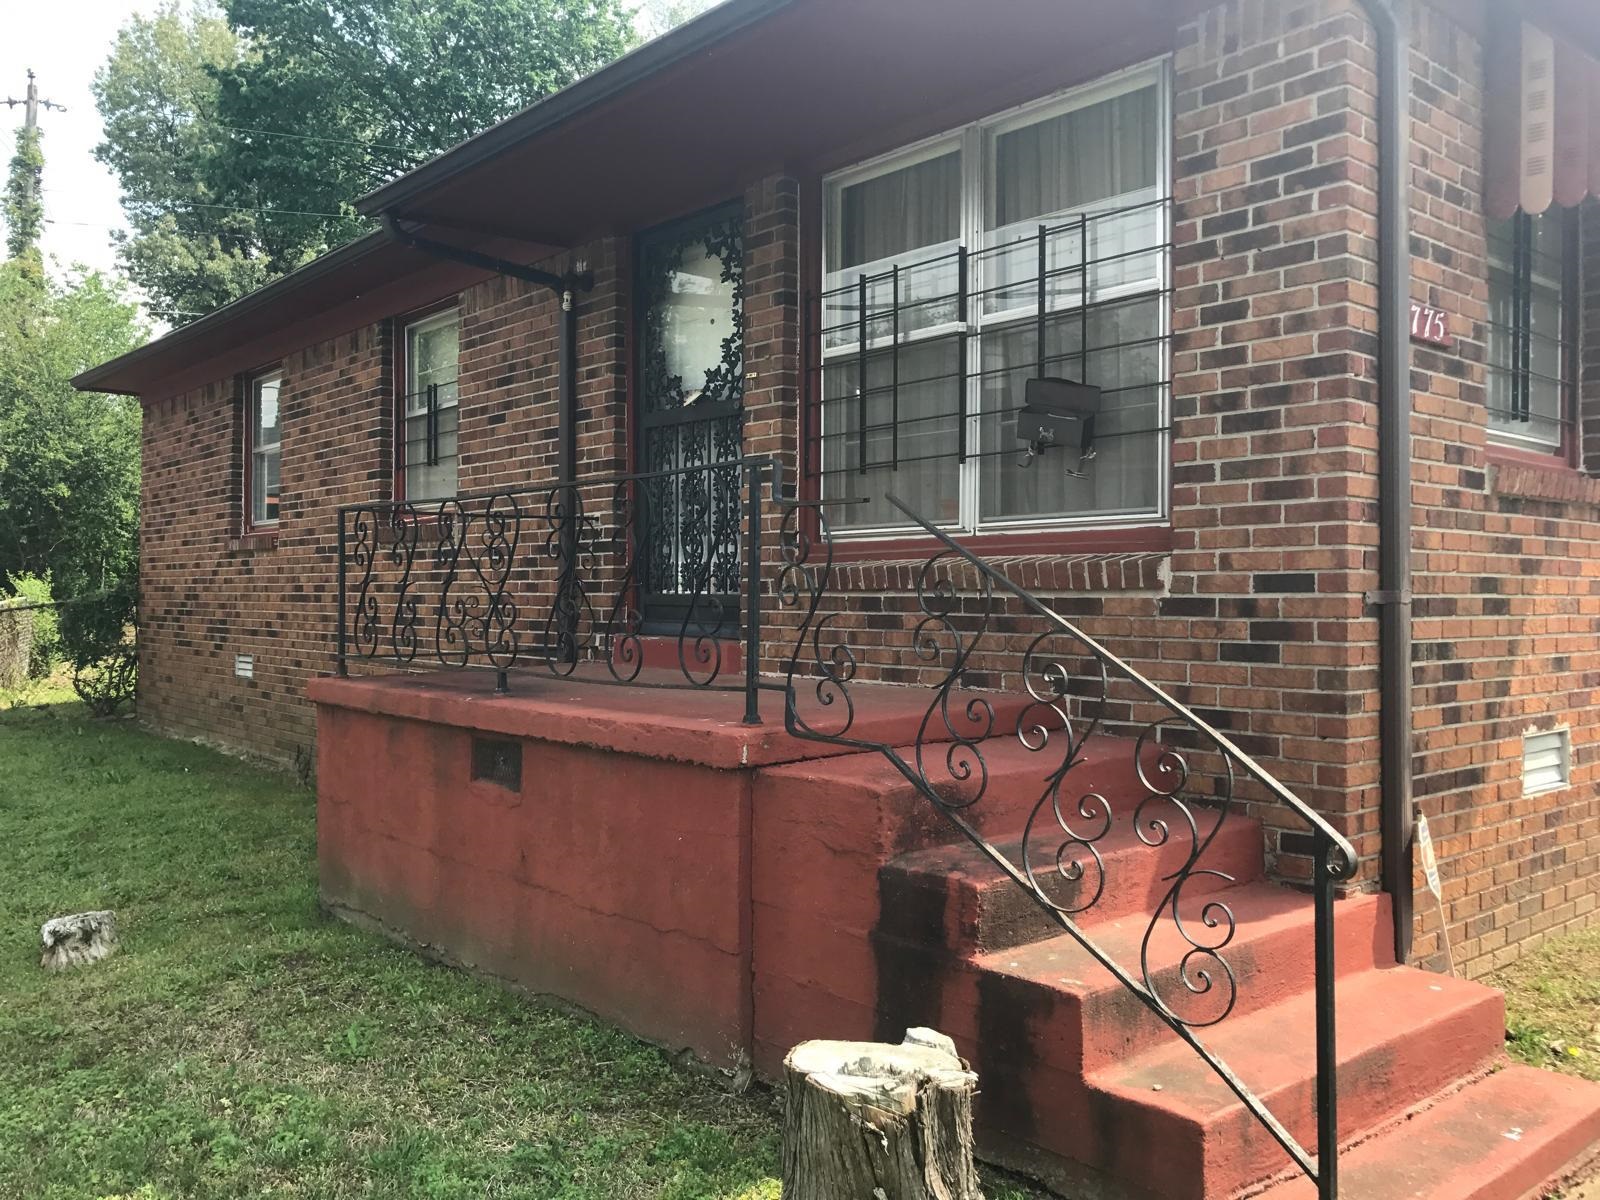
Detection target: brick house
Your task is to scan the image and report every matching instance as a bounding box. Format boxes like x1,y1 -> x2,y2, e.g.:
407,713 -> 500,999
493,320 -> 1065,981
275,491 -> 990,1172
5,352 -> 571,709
77,1 -> 1600,1196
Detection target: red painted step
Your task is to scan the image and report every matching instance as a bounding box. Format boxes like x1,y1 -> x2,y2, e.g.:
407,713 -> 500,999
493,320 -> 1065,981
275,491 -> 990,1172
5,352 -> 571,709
757,730 -> 1600,1199
1087,966 -> 1508,1199
758,728 -> 1147,852
966,887 -> 1393,1073
880,801 -> 1264,954
1253,1064 -> 1600,1200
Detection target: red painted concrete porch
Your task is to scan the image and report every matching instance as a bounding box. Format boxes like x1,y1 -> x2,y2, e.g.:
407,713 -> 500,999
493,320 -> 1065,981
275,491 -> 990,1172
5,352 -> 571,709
309,670 -> 1600,1199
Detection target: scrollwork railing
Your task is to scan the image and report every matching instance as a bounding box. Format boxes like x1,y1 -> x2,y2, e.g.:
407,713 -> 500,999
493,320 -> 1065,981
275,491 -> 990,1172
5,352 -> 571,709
335,458 -> 773,723
778,492 -> 1358,1200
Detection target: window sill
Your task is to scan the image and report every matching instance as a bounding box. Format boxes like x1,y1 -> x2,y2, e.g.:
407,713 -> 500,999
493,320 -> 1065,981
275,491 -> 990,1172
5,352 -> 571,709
1486,441 -> 1576,473
1488,452 -> 1600,507
229,529 -> 281,553
825,523 -> 1172,564
818,525 -> 1171,595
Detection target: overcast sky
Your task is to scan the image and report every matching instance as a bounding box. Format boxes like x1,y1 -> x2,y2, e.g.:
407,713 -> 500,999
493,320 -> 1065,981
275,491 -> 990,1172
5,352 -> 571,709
1,1 -> 161,279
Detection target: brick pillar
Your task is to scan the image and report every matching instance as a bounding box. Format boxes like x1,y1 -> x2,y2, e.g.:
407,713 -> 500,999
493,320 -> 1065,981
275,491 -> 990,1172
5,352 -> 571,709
1169,0 -> 1382,877
741,175 -> 802,686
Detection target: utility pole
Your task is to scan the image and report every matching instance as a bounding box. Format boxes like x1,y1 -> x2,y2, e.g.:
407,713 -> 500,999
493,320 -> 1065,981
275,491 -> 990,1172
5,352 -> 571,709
4,70 -> 64,261
5,70 -> 67,135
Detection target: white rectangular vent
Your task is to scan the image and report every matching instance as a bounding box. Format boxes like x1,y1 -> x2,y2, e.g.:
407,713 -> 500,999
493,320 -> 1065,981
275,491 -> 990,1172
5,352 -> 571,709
234,654 -> 254,680
1523,729 -> 1570,795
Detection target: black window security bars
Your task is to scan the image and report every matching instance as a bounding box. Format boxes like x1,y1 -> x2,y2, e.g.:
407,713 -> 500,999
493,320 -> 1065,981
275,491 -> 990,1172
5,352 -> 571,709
805,196 -> 1170,529
336,457 -> 774,724
775,494 -> 1358,1200
1484,210 -> 1577,451
400,378 -> 460,501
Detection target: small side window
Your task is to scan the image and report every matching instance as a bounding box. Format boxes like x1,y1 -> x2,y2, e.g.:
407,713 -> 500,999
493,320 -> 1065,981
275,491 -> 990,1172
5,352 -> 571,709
400,309 -> 460,502
247,371 -> 283,527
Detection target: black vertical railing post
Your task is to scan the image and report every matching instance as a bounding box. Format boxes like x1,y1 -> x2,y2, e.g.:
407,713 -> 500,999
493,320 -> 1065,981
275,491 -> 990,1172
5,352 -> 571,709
890,265 -> 900,472
1036,223 -> 1048,379
1314,827 -> 1339,1200
336,508 -> 348,676
1079,213 -> 1090,382
742,459 -> 763,725
956,245 -> 968,464
801,293 -> 813,490
425,382 -> 439,466
857,273 -> 868,476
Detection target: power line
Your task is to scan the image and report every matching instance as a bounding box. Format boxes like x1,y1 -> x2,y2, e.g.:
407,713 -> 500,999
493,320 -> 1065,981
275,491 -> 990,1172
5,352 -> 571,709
164,199 -> 355,219
199,119 -> 420,158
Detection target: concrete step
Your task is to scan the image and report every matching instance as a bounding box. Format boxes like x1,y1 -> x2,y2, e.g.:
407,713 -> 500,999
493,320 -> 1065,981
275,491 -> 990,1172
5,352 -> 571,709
879,800 -> 1264,955
1253,1063 -> 1600,1200
959,886 -> 1393,1075
758,728 -> 1148,857
1086,965 -> 1508,1200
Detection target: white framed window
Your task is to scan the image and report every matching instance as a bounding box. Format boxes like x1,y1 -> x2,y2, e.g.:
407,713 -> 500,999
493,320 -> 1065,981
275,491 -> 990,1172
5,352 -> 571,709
819,61 -> 1171,534
1486,209 -> 1577,455
401,308 -> 460,502
1522,728 -> 1571,796
248,370 -> 282,528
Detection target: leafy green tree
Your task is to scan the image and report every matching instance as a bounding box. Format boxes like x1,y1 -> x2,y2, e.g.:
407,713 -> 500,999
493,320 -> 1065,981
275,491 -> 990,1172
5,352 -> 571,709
633,0 -> 717,40
3,124 -> 44,264
0,262 -> 145,614
94,0 -> 635,321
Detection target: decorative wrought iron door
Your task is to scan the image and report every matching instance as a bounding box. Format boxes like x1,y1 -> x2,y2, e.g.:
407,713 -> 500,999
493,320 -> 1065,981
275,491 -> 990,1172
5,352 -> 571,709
634,204 -> 745,627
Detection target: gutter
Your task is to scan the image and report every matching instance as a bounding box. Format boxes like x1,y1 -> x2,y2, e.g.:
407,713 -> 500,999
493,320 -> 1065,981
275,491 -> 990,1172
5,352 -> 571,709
1354,0 -> 1415,963
379,214 -> 592,484
71,231 -> 392,395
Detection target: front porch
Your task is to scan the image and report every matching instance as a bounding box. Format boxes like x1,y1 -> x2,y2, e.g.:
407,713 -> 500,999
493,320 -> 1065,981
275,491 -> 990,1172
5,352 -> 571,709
309,659 -> 1600,1200
314,482 -> 1600,1199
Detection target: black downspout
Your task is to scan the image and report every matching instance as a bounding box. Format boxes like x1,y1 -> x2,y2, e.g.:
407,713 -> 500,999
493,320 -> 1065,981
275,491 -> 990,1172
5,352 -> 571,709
379,214 -> 593,680
1354,0 -> 1415,964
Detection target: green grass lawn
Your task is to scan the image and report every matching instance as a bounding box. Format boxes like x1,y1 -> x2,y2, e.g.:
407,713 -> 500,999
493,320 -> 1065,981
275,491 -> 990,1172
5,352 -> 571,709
1494,922 -> 1600,1085
0,690 -> 1043,1200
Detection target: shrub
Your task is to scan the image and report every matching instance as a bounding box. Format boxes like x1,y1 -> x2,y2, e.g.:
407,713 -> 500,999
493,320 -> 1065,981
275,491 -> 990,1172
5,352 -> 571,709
6,573 -> 59,678
59,580 -> 138,716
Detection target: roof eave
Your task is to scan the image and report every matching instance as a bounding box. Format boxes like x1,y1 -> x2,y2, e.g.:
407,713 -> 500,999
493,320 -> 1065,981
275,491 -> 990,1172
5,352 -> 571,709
71,231 -> 393,395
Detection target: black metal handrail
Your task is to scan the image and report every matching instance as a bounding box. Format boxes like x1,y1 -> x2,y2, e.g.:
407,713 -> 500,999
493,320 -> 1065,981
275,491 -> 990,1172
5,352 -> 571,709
335,456 -> 775,723
776,492 -> 1359,1200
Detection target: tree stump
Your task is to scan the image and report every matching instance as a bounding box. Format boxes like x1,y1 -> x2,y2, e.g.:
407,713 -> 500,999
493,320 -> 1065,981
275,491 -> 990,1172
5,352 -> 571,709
782,1028 -> 983,1200
40,911 -> 118,971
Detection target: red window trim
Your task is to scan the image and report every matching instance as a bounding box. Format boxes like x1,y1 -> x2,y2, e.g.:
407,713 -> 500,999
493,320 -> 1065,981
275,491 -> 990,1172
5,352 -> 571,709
393,297 -> 462,504
242,365 -> 283,533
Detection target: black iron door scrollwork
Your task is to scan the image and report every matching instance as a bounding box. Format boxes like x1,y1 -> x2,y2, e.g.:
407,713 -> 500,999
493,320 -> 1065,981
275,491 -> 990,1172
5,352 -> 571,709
634,203 -> 745,628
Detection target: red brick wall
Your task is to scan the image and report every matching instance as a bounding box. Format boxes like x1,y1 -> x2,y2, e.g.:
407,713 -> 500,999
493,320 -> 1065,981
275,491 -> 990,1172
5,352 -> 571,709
1401,2 -> 1599,975
139,322 -> 394,764
1164,0 -> 1383,876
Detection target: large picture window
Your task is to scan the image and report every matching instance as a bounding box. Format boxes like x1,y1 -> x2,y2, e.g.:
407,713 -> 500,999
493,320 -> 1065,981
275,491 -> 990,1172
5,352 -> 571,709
1486,210 -> 1577,454
819,65 -> 1169,532
401,309 -> 460,501
247,370 -> 282,528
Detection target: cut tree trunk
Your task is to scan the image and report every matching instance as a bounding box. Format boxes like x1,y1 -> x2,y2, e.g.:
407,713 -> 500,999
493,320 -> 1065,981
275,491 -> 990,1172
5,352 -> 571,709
40,911 -> 118,971
782,1028 -> 983,1200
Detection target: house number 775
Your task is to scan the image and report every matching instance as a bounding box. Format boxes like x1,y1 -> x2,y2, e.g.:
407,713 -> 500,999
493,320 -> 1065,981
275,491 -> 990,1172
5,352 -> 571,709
1409,302 -> 1452,348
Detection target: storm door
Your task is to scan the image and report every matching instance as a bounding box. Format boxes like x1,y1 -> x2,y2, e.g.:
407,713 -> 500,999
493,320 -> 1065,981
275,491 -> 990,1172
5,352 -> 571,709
634,204 -> 745,628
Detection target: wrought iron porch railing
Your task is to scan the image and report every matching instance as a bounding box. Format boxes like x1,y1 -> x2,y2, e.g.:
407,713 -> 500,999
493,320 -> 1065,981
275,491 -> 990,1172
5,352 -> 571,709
776,493 -> 1360,1200
335,457 -> 775,723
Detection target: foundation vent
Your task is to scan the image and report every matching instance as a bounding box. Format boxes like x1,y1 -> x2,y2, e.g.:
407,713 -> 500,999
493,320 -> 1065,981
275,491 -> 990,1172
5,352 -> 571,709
1522,729 -> 1570,795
